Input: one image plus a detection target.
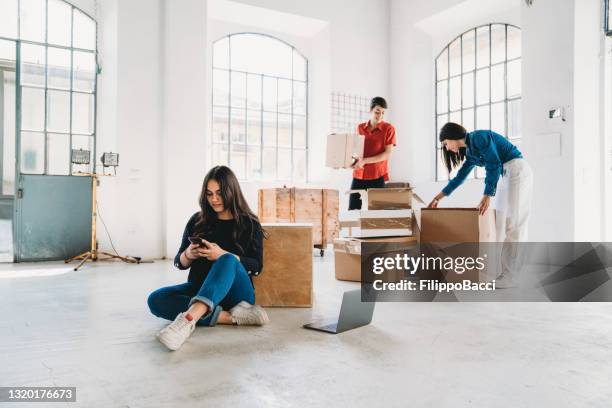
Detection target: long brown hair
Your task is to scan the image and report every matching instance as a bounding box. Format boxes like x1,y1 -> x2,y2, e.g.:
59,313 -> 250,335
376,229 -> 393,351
195,166 -> 261,255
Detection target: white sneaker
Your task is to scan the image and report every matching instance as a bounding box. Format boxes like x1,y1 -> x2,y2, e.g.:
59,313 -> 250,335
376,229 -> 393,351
230,301 -> 270,326
157,312 -> 196,351
495,273 -> 517,289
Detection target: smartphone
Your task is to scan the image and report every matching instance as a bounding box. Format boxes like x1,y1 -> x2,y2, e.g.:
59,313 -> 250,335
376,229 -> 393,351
188,236 -> 204,247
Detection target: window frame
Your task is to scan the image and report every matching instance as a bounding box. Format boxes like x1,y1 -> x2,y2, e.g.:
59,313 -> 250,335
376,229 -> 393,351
434,23 -> 521,182
211,32 -> 308,182
606,0 -> 612,36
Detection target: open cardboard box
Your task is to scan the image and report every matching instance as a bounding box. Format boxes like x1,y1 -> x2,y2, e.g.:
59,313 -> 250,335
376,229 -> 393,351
415,208 -> 499,282
347,187 -> 424,210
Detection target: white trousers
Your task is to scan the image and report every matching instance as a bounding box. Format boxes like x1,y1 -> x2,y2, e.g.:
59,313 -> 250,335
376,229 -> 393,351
495,158 -> 534,277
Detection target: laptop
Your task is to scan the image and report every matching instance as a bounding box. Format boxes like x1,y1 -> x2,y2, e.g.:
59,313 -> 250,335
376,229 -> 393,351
303,289 -> 376,334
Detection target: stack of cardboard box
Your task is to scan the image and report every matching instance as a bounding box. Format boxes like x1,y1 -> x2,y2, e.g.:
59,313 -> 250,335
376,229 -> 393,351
333,187 -> 422,282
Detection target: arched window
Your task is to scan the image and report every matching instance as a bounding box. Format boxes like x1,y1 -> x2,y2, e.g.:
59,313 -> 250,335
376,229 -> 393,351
435,24 -> 521,181
211,33 -> 308,181
0,0 -> 97,178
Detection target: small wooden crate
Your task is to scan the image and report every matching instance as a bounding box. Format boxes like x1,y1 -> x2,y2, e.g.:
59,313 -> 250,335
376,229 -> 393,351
254,223 -> 313,307
258,188 -> 339,255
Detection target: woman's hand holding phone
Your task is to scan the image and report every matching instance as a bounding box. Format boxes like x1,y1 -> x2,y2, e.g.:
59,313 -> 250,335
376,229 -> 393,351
199,239 -> 227,261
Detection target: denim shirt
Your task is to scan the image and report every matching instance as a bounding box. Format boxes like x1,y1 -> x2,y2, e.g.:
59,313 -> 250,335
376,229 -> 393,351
441,130 -> 523,197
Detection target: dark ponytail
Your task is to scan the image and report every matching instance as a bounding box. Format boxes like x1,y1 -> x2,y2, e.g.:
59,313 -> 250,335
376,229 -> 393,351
439,122 -> 468,174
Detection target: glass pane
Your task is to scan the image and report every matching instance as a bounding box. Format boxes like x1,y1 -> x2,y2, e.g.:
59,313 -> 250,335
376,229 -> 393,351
21,87 -> 45,130
476,26 -> 490,68
263,76 -> 277,111
436,80 -> 448,113
46,133 -> 69,175
230,108 -> 246,143
437,114 -> 448,137
491,64 -> 504,102
73,51 -> 96,92
246,74 -> 261,110
508,99 -> 521,139
293,81 -> 306,115
507,59 -> 521,98
476,68 -> 489,105
48,0 -> 71,46
246,145 -> 261,180
47,47 -> 71,89
262,147 -> 276,179
71,134 -> 93,173
0,39 -> 16,61
0,0 -> 18,38
20,131 -> 44,174
491,24 -> 506,64
213,37 -> 229,69
263,112 -> 276,146
278,79 -> 291,113
462,108 -> 474,132
47,90 -> 70,132
73,9 -> 96,50
449,38 -> 461,77
230,71 -> 246,108
462,72 -> 474,108
20,0 -> 46,42
462,30 -> 476,72
293,115 -> 306,148
20,43 -> 45,87
212,143 -> 229,167
3,70 -> 16,195
212,69 -> 229,106
449,110 -> 461,125
449,76 -> 461,111
72,92 -> 94,134
476,105 -> 490,129
246,110 -> 261,145
293,149 -> 306,182
436,48 -> 448,80
230,143 -> 246,180
292,49 -> 306,81
277,113 -> 291,147
230,34 -> 292,78
278,147 -> 291,180
212,107 -> 229,143
507,26 -> 521,60
491,102 -> 505,135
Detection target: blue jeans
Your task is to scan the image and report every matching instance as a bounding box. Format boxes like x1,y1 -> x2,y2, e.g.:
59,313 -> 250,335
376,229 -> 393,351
147,253 -> 255,326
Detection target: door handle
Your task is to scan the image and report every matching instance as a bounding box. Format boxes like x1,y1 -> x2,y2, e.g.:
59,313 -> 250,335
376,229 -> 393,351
17,189 -> 23,199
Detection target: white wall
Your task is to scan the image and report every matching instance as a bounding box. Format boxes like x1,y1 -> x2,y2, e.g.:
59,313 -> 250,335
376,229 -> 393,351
96,0 -> 165,259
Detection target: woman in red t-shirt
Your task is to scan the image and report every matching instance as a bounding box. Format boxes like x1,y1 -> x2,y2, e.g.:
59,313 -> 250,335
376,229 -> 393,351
349,97 -> 396,210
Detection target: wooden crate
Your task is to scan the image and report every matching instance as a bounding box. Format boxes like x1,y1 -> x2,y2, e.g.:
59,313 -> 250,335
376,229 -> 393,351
254,223 -> 313,307
258,188 -> 339,254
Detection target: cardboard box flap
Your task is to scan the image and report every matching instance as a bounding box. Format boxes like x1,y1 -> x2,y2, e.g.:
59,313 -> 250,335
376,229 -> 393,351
333,238 -> 361,255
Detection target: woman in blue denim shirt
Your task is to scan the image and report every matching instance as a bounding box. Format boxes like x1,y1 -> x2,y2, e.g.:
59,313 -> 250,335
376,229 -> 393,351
427,123 -> 533,288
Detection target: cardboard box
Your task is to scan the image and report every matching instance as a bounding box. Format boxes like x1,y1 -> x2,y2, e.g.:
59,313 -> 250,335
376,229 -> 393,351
255,223 -> 313,307
334,236 -> 418,282
326,133 -> 365,168
358,209 -> 413,237
258,188 -> 339,249
348,188 -> 424,210
416,208 -> 498,282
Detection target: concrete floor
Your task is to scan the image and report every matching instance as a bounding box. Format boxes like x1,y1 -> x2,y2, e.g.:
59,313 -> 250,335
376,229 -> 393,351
1,255 -> 612,407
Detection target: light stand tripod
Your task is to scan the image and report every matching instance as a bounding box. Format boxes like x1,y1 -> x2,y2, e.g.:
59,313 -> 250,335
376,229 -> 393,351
65,172 -> 141,271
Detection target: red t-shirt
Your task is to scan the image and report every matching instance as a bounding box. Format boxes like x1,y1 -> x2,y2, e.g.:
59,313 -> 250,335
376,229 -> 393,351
352,121 -> 396,181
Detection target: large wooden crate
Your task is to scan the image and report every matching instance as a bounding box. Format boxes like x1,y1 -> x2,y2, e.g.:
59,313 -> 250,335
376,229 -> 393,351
254,223 -> 313,307
258,188 -> 339,255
